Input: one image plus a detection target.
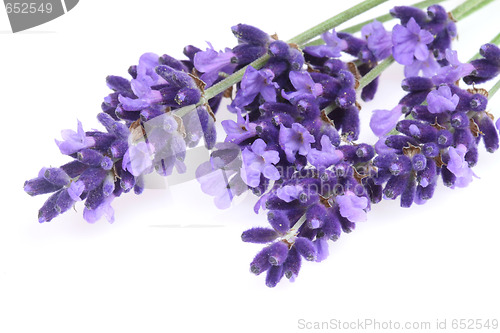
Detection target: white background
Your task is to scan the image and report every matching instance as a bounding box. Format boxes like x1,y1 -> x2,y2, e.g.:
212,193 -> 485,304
1,1 -> 500,332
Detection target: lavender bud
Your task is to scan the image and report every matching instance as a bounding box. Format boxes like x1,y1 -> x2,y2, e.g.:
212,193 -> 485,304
441,166 -> 456,187
384,173 -> 410,199
453,128 -> 474,149
465,146 -> 479,167
268,40 -> 289,58
451,112 -> 469,129
55,189 -> 75,214
60,160 -> 88,178
478,115 -> 499,152
24,177 -> 62,196
102,173 -> 115,197
390,6 -> 428,26
38,190 -> 62,223
401,77 -> 433,92
97,113 -> 130,140
412,154 -> 427,172
233,44 -> 267,64
106,75 -> 131,92
250,247 -> 271,275
294,237 -> 317,261
388,155 -> 412,176
422,142 -> 440,158
43,168 -> 70,186
78,167 -> 108,192
400,176 -> 416,208
267,210 -> 290,234
385,135 -> 418,150
175,88 -> 201,106
159,53 -> 189,72
283,247 -> 301,280
241,227 -> 279,244
416,181 -> 437,202
110,140 -> 129,159
231,24 -> 269,46
417,158 -> 437,188
265,265 -> 284,288
85,185 -> 105,211
479,43 -> 500,66
306,204 -> 327,229
267,241 -> 289,266
437,129 -> 454,148
469,94 -> 488,112
336,88 -> 356,108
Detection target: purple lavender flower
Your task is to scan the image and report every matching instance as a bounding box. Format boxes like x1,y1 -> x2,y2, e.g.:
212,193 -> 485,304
282,71 -> 323,103
122,141 -> 154,177
307,135 -> 344,169
370,105 -> 404,137
276,185 -> 303,202
392,17 -> 434,65
196,143 -> 247,209
194,43 -> 237,87
279,123 -> 315,163
83,194 -> 116,224
404,53 -> 441,77
221,108 -> 257,144
361,20 -> 392,60
432,49 -> 475,85
240,139 -> 280,187
143,113 -> 187,176
55,120 -> 95,155
427,85 -> 459,114
303,29 -> 347,58
447,144 -> 476,187
230,66 -> 278,110
336,191 -> 369,223
118,53 -> 164,111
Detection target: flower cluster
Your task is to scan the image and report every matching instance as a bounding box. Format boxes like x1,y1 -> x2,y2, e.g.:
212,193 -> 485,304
24,2 -> 500,287
195,5 -> 500,287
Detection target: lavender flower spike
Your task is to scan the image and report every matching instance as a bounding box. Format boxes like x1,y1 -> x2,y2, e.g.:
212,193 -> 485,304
392,17 -> 434,65
55,120 -> 95,155
241,139 -> 280,187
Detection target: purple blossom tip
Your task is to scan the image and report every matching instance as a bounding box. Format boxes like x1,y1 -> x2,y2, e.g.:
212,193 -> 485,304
55,120 -> 95,155
392,17 -> 433,65
427,85 -> 459,114
336,191 -> 368,223
240,139 -> 280,188
279,123 -> 315,163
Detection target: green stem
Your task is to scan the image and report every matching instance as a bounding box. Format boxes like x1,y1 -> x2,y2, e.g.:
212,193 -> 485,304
306,0 -> 448,47
287,0 -> 389,45
450,0 -> 495,21
196,0 -> 390,107
357,56 -> 394,91
489,79 -> 500,99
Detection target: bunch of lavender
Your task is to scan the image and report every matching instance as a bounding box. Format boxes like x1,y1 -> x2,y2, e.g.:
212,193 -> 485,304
24,0 -> 500,287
